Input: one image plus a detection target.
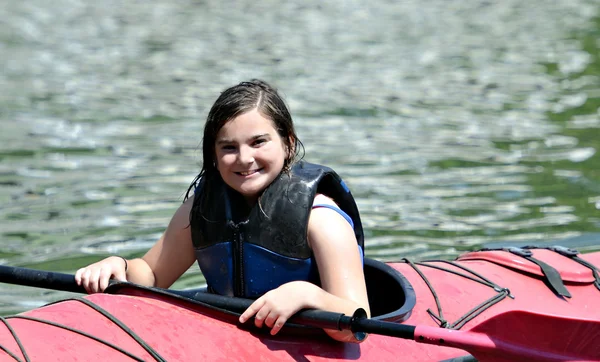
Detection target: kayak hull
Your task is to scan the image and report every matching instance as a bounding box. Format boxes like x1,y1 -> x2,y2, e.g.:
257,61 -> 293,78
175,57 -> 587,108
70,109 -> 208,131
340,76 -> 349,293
1,247 -> 599,362
2,294 -> 458,362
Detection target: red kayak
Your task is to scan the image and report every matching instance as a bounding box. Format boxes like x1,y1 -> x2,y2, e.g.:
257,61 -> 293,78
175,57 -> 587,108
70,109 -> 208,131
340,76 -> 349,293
1,246 -> 599,362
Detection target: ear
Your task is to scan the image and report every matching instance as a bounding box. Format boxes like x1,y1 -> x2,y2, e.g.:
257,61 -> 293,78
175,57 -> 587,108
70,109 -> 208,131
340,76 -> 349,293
287,136 -> 296,157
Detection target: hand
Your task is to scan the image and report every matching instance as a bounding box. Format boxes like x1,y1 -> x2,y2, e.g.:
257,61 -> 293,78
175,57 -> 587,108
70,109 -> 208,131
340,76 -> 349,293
74,256 -> 127,294
239,281 -> 316,335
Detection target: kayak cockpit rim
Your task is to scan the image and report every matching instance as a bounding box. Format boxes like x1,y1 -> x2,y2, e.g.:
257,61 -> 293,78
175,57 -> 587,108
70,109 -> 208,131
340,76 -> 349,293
104,257 -> 416,326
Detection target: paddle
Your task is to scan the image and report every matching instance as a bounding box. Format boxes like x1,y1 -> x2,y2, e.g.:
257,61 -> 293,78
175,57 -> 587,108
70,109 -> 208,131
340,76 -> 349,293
1,265 -> 598,362
0,264 -> 87,294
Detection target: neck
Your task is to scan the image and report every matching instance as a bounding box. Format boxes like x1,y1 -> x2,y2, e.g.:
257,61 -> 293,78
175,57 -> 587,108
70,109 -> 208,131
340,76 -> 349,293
244,195 -> 258,207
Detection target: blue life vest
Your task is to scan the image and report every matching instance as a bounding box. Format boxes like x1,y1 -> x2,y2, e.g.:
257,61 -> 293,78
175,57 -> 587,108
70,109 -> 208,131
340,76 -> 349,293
189,161 -> 364,298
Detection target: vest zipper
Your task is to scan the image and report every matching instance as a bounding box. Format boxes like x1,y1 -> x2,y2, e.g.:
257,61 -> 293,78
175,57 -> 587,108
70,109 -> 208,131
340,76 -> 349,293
232,225 -> 244,297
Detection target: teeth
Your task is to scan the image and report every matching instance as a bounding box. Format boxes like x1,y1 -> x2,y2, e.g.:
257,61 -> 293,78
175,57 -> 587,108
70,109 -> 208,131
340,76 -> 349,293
239,170 -> 256,176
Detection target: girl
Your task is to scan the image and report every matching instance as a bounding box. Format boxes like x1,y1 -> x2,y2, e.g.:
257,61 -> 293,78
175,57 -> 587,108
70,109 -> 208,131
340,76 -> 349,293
75,80 -> 370,342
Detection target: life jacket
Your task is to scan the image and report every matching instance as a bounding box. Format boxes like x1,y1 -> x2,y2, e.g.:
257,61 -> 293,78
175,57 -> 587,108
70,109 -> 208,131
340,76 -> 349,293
190,161 -> 364,298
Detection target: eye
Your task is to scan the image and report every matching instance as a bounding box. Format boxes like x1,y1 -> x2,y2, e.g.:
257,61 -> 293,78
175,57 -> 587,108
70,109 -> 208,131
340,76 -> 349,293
220,144 -> 236,151
253,138 -> 267,147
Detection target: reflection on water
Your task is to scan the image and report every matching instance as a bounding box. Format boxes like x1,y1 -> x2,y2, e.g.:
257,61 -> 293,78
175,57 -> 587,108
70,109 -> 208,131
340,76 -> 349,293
0,0 -> 599,313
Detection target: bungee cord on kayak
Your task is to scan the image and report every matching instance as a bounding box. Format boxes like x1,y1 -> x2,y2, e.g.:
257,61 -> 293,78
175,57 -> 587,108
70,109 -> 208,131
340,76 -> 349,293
479,247 -> 572,298
0,297 -> 165,362
5,316 -> 146,362
0,317 -> 29,362
531,245 -> 600,290
402,259 -> 512,330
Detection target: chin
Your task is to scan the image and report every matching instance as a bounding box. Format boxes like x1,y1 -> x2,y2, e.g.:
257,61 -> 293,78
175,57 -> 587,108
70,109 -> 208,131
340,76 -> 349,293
238,187 -> 262,197
229,176 -> 274,198
229,183 -> 256,195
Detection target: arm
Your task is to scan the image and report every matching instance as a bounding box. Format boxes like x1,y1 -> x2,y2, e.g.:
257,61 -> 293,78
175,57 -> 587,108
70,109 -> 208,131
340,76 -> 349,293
138,197 -> 196,288
75,197 -> 196,292
239,194 -> 370,342
305,195 -> 371,341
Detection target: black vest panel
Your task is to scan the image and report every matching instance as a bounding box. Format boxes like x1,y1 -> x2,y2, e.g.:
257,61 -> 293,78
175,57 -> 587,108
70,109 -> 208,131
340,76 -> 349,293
190,161 -> 364,297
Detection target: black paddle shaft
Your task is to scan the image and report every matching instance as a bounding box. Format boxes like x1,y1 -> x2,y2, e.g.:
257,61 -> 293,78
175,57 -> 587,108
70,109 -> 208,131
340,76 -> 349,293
344,308 -> 416,339
0,265 -> 86,294
0,265 -> 417,341
291,307 -> 416,340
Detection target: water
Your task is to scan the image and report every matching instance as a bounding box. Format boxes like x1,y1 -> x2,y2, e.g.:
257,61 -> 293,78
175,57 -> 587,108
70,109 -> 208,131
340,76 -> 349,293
0,0 -> 599,314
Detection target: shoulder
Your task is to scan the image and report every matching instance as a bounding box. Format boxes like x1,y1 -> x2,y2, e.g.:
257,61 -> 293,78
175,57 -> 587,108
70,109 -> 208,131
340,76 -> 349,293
309,194 -> 342,229
312,193 -> 337,207
172,196 -> 195,224
311,194 -> 352,226
308,194 -> 356,247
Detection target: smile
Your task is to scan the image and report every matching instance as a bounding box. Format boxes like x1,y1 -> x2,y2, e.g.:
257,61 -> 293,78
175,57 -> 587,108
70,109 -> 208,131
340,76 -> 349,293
236,169 -> 262,176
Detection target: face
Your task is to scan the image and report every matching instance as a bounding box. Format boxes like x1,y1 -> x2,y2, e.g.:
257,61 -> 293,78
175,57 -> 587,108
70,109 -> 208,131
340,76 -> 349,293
215,109 -> 288,203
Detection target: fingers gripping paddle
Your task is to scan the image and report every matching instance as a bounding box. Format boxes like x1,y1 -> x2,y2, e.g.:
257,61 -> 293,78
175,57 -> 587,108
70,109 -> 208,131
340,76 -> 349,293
1,265 -> 598,361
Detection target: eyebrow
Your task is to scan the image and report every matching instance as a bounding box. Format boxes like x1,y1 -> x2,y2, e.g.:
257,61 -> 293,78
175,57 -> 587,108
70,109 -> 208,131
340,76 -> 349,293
216,133 -> 271,145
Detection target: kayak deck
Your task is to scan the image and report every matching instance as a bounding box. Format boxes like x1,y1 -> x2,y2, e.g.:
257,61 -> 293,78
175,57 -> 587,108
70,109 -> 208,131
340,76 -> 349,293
0,247 -> 599,361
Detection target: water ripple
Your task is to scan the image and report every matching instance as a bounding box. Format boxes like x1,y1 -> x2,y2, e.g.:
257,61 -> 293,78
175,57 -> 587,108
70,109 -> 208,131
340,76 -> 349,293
0,0 -> 599,312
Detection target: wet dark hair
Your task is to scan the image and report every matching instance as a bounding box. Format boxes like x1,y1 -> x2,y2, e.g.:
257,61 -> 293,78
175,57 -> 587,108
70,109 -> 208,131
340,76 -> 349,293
185,79 -> 304,203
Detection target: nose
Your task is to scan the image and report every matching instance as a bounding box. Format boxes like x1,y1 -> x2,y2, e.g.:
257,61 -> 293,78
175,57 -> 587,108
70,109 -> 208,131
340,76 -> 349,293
238,145 -> 255,164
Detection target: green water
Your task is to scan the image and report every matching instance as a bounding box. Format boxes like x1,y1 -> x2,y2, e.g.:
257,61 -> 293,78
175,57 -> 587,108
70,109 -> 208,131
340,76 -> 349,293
0,1 -> 599,314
